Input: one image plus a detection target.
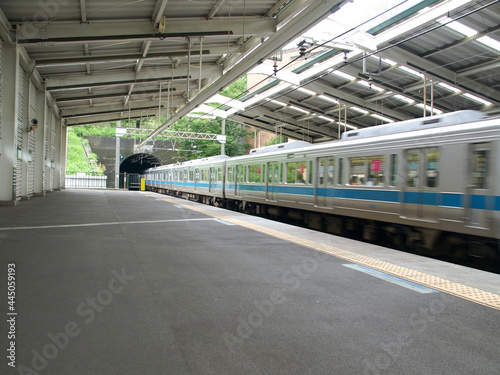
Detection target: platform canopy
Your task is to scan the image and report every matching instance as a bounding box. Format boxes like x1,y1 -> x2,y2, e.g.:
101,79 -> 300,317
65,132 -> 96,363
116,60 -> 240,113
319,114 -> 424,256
1,0 -> 500,144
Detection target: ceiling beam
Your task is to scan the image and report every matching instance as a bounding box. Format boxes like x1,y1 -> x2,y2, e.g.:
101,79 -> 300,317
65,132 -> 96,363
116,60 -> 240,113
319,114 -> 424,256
16,18 -> 276,44
206,0 -> 227,20
379,47 -> 500,105
45,65 -> 222,91
246,107 -> 338,138
54,88 -> 177,103
80,0 -> 87,23
35,50 -> 212,67
138,0 -> 346,147
231,114 -> 313,142
152,0 -> 170,27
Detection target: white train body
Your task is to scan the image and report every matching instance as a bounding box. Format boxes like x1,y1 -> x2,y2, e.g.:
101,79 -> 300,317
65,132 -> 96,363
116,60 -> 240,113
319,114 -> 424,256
144,111 -> 500,261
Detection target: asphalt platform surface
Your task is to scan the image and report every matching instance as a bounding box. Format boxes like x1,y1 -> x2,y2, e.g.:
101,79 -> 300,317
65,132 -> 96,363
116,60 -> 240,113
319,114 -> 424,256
0,189 -> 499,375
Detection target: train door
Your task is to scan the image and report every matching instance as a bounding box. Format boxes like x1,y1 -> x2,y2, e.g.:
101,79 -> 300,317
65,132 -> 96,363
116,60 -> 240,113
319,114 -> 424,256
266,162 -> 279,201
403,148 -> 439,222
209,167 -> 216,193
315,157 -> 335,208
466,143 -> 491,229
235,165 -> 243,197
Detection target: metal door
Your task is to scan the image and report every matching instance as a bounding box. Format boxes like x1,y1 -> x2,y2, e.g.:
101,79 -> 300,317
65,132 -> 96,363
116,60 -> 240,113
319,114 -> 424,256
209,167 -> 216,193
266,162 -> 278,201
403,148 -> 439,222
315,157 -> 335,208
466,143 -> 491,229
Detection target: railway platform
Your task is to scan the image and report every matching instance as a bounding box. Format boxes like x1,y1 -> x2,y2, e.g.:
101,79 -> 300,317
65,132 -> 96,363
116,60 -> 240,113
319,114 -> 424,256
0,189 -> 499,375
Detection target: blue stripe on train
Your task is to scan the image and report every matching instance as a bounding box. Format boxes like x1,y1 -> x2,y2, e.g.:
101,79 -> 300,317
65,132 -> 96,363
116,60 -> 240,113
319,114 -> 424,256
146,180 -> 500,210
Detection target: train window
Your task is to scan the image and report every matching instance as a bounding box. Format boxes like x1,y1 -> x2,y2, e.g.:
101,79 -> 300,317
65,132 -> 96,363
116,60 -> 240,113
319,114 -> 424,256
249,165 -> 262,183
338,158 -> 344,185
349,157 -> 365,185
218,169 -> 222,182
227,167 -> 233,183
280,163 -> 284,183
195,169 -> 199,181
390,154 -> 398,186
309,161 -> 313,184
426,150 -> 439,188
328,158 -> 335,185
189,171 -> 194,182
297,162 -> 307,184
349,156 -> 385,185
202,170 -> 208,181
406,151 -> 420,187
367,156 -> 385,186
184,170 -> 188,181
472,149 -> 488,189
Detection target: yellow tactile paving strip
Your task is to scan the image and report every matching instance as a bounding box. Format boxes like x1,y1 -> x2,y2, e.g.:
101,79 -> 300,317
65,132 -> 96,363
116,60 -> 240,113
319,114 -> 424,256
148,193 -> 500,310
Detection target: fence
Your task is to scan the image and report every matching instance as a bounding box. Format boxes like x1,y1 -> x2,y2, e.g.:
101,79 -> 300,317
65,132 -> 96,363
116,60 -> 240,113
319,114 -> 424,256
65,173 -> 142,190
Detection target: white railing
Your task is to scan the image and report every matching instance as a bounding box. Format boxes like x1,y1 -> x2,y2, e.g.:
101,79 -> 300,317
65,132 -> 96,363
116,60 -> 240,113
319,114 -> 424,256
65,173 -> 107,188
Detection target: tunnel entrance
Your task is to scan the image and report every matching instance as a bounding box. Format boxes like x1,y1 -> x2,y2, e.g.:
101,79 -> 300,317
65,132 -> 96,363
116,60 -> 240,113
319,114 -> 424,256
119,153 -> 162,189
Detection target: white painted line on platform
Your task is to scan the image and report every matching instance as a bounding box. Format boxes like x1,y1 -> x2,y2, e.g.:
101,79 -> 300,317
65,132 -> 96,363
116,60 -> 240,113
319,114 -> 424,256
173,205 -> 184,208
343,264 -> 439,294
214,219 -> 237,226
0,218 -> 215,231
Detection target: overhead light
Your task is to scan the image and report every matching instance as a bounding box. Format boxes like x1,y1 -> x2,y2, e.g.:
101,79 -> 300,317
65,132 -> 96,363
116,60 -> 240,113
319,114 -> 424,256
350,106 -> 368,114
393,94 -> 415,103
270,100 -> 287,107
477,36 -> 500,52
438,17 -> 477,37
371,114 -> 394,123
288,105 -> 309,114
399,66 -> 424,79
438,82 -> 461,93
332,70 -> 356,81
318,95 -> 338,105
462,93 -> 492,106
296,87 -> 316,96
414,103 -> 443,114
318,115 -> 334,122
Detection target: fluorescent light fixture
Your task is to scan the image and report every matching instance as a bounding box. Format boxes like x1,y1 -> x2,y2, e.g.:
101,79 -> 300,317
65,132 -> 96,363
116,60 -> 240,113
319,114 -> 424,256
477,36 -> 500,52
332,70 -> 356,81
371,55 -> 397,66
243,82 -> 292,107
270,100 -> 287,107
297,87 -> 316,96
438,17 -> 477,37
299,54 -> 351,81
350,106 -> 369,114
438,82 -> 461,93
318,115 -> 334,122
393,94 -> 415,103
289,105 -> 310,114
207,93 -> 246,110
371,114 -> 394,123
462,93 -> 492,106
399,66 -> 425,79
318,95 -> 338,104
414,103 -> 443,114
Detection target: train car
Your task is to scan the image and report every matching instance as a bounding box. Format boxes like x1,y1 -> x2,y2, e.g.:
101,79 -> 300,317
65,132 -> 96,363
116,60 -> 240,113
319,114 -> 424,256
143,110 -> 500,263
145,155 -> 228,205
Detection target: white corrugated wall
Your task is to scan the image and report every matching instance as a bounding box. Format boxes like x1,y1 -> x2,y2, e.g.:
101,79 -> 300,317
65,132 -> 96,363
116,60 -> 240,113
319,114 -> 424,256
27,81 -> 37,196
15,67 -> 26,200
0,40 -> 3,173
50,112 -> 56,190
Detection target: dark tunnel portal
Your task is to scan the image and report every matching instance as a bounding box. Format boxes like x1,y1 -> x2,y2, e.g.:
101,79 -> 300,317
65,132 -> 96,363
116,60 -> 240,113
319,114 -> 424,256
120,153 -> 162,174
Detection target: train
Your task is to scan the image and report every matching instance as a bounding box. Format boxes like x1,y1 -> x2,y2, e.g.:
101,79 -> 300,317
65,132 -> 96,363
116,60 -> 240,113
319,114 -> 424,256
143,110 -> 500,266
